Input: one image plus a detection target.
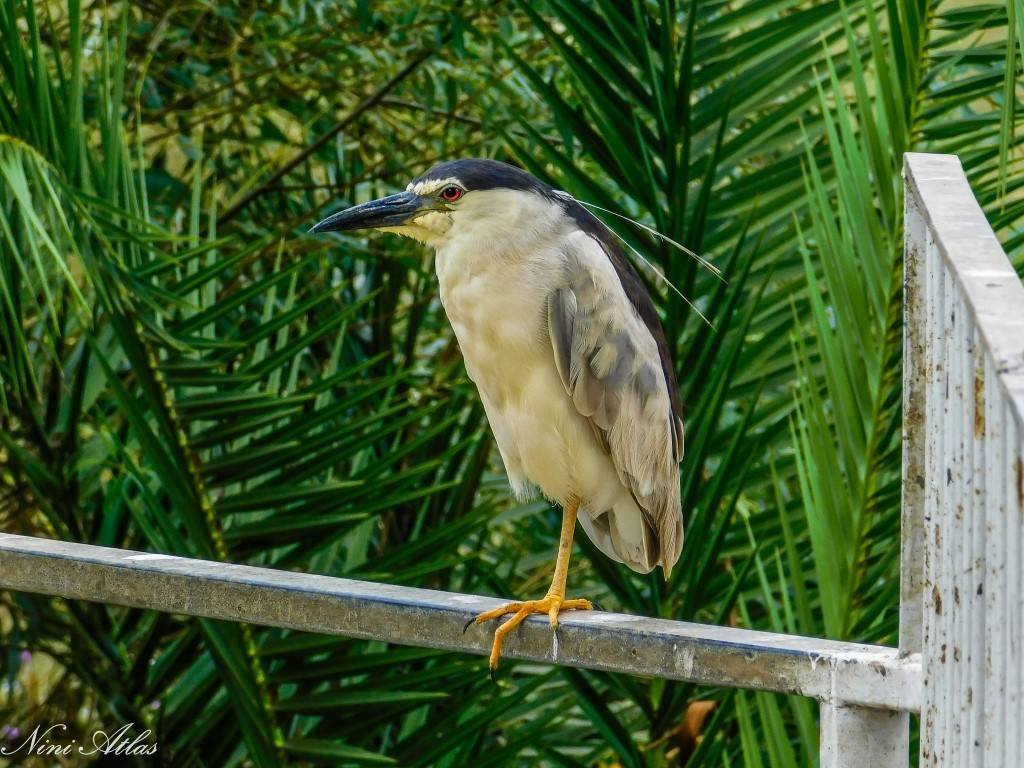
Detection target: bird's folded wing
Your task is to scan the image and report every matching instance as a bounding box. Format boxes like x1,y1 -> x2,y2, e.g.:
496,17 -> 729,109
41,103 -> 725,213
547,231 -> 683,569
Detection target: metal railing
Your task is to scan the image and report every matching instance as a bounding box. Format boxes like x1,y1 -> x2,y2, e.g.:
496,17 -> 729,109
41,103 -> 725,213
0,152 -> 1020,766
903,152 -> 1024,767
0,533 -> 918,710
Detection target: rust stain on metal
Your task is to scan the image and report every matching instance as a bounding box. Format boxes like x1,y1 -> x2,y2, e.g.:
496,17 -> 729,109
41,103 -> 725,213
1017,457 -> 1023,510
973,368 -> 985,438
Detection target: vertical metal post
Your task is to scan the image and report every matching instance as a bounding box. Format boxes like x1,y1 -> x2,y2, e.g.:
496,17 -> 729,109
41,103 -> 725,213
816,157 -> 936,768
901,168 -> 926,658
819,702 -> 909,768
817,155 -> 930,768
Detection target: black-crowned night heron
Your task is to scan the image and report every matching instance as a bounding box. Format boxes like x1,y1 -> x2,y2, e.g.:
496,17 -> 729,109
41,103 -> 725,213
312,159 -> 683,672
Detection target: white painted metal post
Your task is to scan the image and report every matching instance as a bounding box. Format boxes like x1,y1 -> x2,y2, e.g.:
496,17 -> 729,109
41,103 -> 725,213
901,175 -> 927,659
904,152 -> 1024,767
818,158 -> 932,768
820,703 -> 908,768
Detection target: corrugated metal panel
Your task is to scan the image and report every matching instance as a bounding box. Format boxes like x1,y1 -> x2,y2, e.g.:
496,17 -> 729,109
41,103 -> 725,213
904,152 -> 1024,767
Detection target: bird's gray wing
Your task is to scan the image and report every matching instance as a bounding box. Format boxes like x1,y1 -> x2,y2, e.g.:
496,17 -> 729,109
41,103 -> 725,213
547,230 -> 684,572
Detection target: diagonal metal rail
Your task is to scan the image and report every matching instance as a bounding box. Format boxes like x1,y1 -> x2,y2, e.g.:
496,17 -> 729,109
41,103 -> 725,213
0,532 -> 919,711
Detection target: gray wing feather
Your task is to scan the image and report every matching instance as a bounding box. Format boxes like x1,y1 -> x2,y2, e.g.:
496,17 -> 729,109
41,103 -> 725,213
546,237 -> 684,573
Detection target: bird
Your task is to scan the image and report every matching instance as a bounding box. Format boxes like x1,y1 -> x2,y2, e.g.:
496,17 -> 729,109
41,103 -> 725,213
311,159 -> 684,673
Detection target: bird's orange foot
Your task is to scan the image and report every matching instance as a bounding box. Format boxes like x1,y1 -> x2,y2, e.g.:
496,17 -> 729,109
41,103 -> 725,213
466,595 -> 594,675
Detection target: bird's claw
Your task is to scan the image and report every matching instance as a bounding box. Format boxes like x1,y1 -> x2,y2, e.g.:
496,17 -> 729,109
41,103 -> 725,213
466,595 -> 595,674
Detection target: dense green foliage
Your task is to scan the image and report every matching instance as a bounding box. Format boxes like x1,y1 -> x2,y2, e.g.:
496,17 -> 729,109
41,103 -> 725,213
1,0 -> 1022,765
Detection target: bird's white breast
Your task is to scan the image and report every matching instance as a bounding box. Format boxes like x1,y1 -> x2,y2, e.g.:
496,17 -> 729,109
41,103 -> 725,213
432,202 -> 633,520
433,189 -> 568,423
434,231 -> 562,494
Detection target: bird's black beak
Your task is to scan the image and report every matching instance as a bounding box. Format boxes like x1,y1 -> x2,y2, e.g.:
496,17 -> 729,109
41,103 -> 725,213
309,191 -> 426,233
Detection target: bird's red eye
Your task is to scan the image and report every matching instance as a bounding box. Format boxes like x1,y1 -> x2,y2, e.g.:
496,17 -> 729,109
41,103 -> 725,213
440,186 -> 463,202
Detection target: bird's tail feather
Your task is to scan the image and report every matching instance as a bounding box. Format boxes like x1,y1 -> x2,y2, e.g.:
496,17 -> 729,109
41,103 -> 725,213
576,499 -> 659,575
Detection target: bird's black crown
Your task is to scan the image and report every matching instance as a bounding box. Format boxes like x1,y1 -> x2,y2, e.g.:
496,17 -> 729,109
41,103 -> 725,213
413,158 -> 553,195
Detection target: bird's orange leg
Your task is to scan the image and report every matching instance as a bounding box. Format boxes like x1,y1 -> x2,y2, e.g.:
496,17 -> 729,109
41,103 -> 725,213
468,493 -> 594,673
